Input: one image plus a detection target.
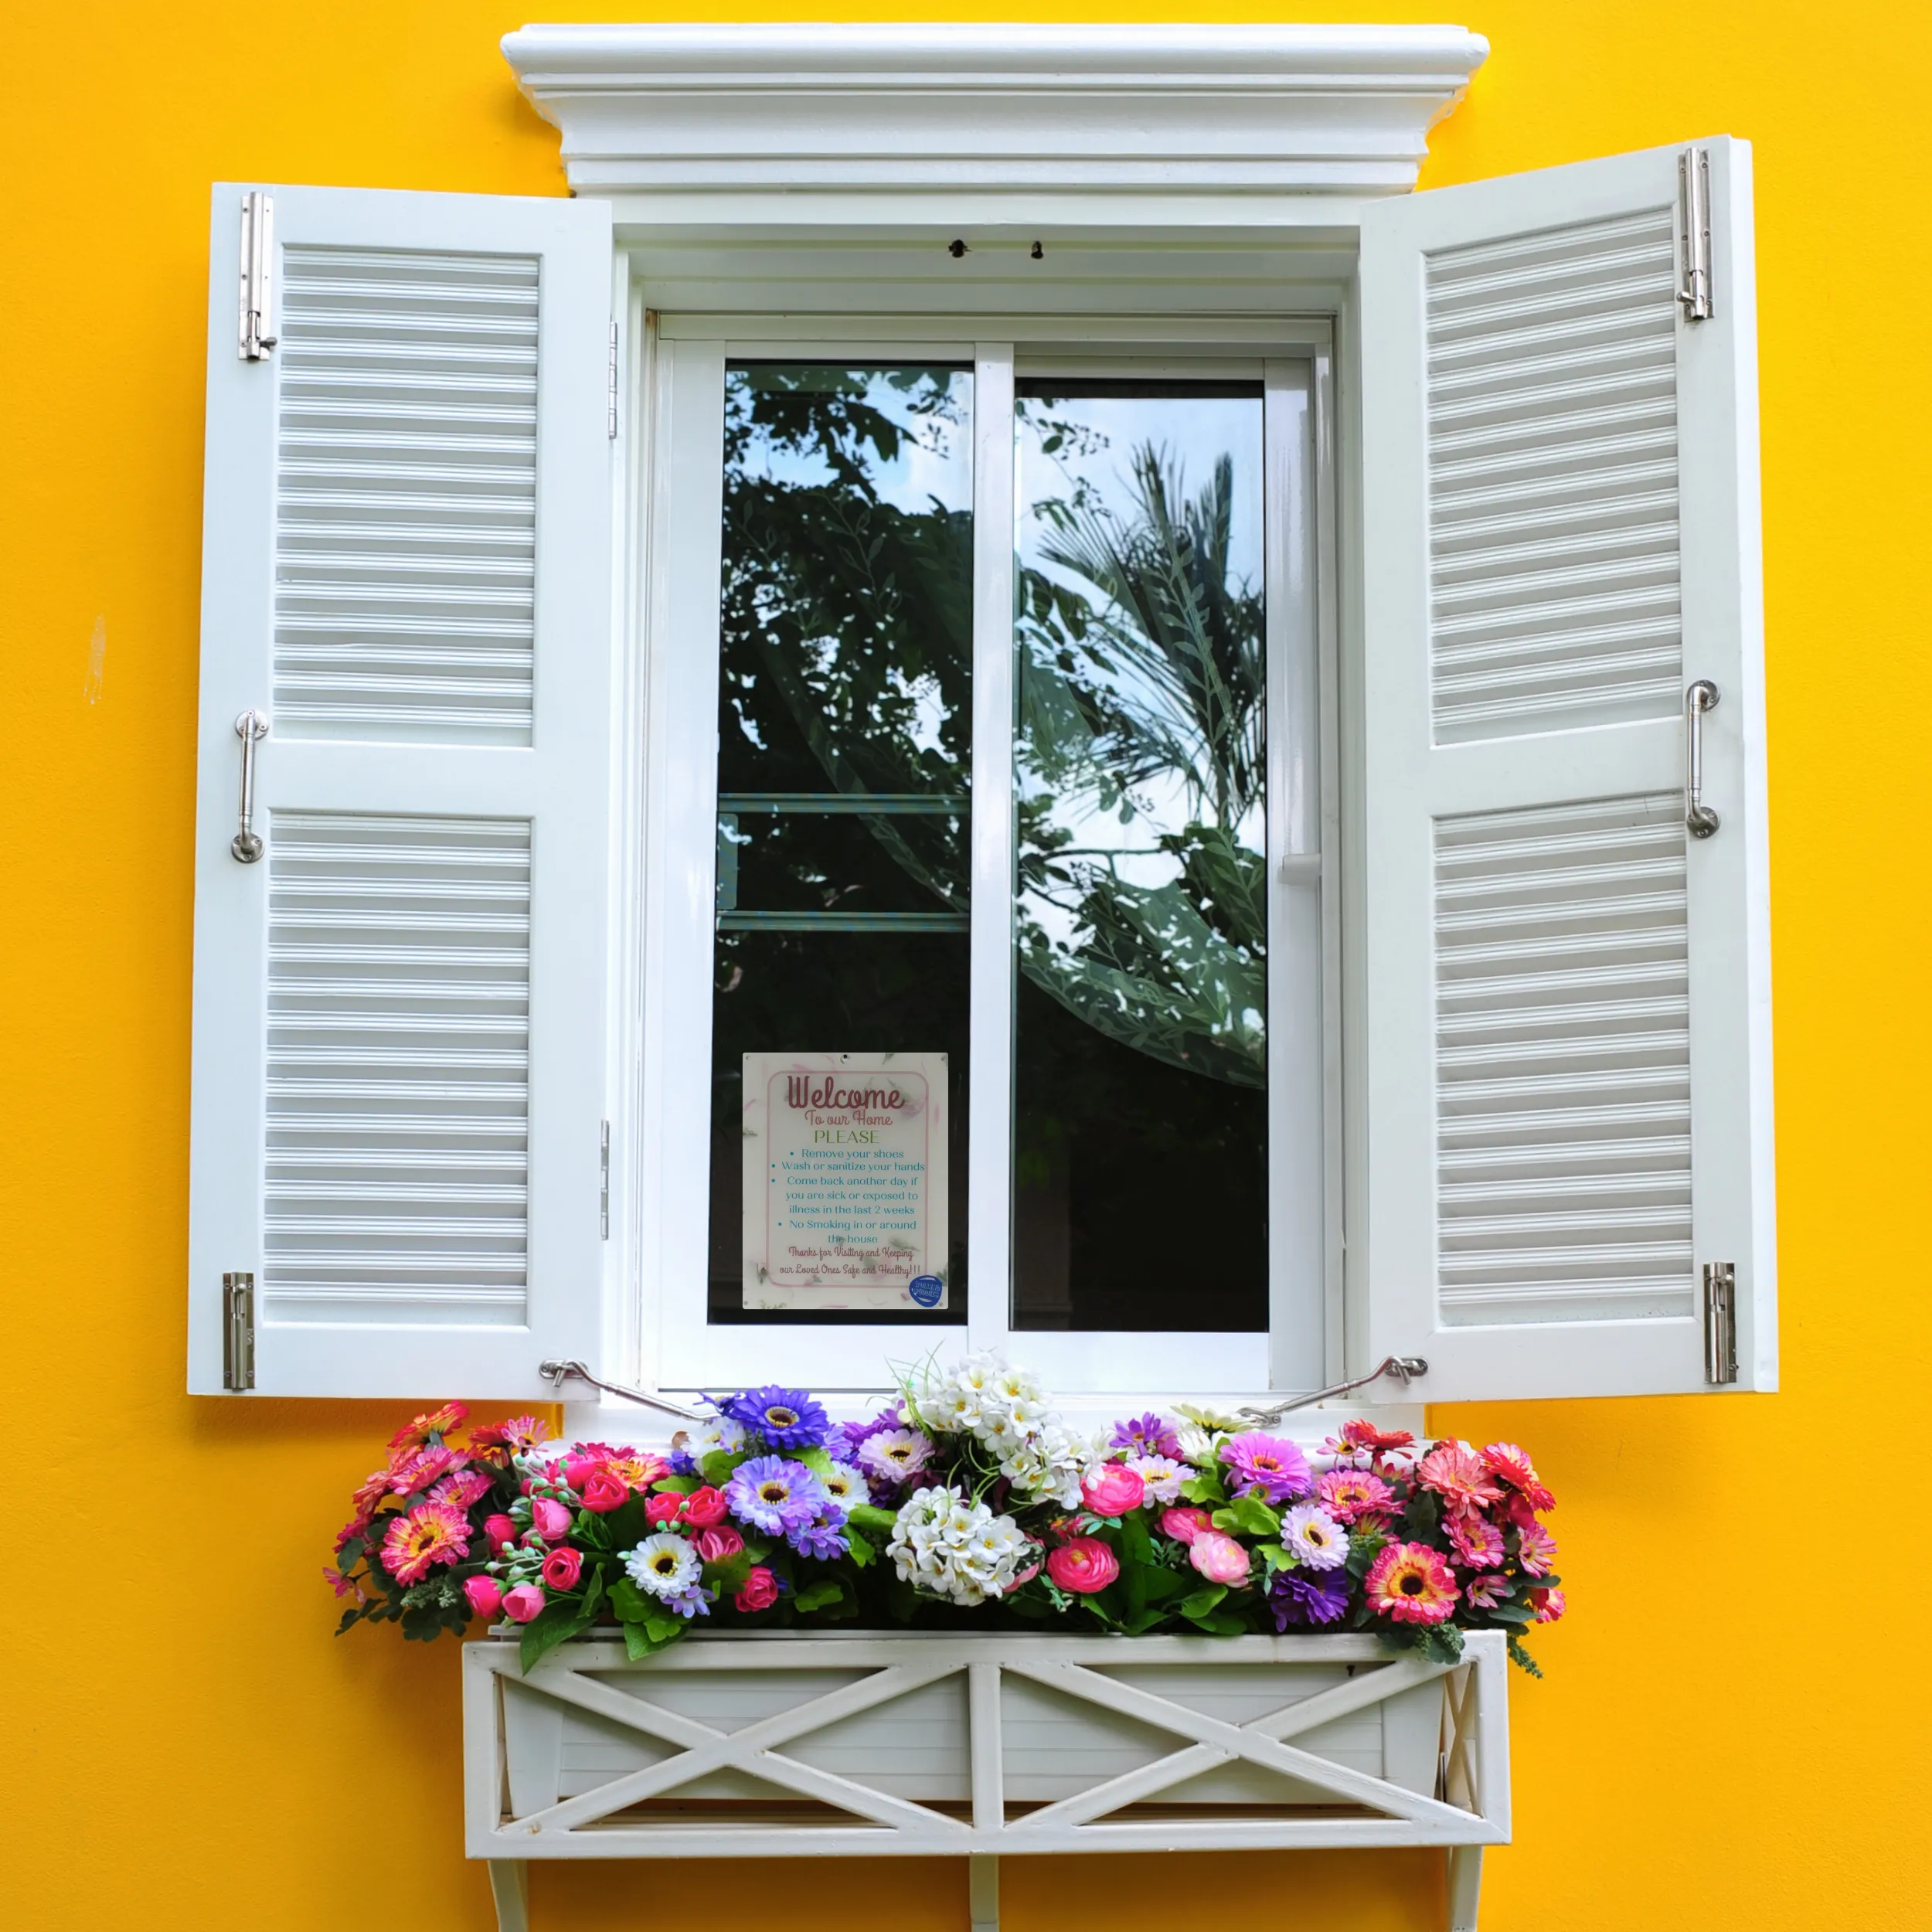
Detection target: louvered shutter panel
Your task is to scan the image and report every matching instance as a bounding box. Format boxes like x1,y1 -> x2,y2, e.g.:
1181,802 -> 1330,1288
187,185 -> 615,1397
1358,138 -> 1774,1400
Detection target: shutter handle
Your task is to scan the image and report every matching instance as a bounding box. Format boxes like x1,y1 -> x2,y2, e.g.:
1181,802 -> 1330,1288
1684,680 -> 1719,839
231,709 -> 269,862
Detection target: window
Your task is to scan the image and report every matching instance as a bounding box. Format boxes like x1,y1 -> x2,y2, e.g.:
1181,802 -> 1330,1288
185,40 -> 1773,1412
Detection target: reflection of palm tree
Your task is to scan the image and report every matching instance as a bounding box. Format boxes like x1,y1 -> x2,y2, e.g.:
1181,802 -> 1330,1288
1018,443 -> 1268,1089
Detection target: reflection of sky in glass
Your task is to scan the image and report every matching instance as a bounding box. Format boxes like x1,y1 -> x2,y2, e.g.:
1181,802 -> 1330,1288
727,366 -> 971,763
1015,392 -> 1266,958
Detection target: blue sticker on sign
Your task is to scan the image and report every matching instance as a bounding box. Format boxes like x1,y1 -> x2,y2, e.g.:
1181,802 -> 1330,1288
908,1274 -> 944,1308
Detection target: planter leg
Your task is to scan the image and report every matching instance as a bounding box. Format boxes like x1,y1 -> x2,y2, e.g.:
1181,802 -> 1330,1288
969,1853 -> 998,1931
1447,1846 -> 1481,1932
488,1859 -> 530,1932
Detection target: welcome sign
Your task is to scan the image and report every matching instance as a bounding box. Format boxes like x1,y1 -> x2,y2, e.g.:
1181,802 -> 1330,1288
740,1051 -> 949,1311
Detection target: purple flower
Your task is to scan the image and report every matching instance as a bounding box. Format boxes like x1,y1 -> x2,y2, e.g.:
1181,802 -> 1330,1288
1220,1432 -> 1314,1505
826,1406 -> 903,1464
720,1386 -> 830,1451
857,1428 -> 934,1486
724,1455 -> 826,1534
787,1503 -> 849,1562
1270,1569 -> 1350,1630
1111,1412 -> 1182,1460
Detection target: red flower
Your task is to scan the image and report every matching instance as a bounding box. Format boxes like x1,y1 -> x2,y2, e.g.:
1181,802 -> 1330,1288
645,1492 -> 684,1527
386,1403 -> 469,1454
1481,1442 -> 1556,1513
1529,1587 -> 1566,1624
693,1526 -> 743,1563
483,1513 -> 519,1554
579,1468 -> 631,1513
680,1485 -> 728,1527
540,1546 -> 583,1590
734,1566 -> 781,1612
469,1415 -> 549,1469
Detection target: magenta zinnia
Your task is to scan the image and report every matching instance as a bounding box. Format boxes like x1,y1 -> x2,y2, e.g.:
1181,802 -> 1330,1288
1219,1433 -> 1312,1503
1365,1541 -> 1459,1626
380,1503 -> 471,1585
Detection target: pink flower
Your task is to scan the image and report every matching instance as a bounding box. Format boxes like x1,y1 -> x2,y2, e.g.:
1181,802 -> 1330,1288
1080,1463 -> 1147,1518
1322,1420 -> 1417,1466
1530,1587 -> 1566,1624
681,1485 -> 727,1527
1482,1442 -> 1556,1513
1416,1443 -> 1502,1510
1515,1520 -> 1558,1577
1448,1511 -> 1506,1571
563,1454 -> 600,1492
464,1575 -> 504,1618
379,1503 -> 471,1586
646,1492 -> 684,1526
483,1513 -> 518,1555
1364,1541 -> 1459,1626
389,1445 -> 462,1496
1160,1505 -> 1215,1545
1219,1433 -> 1313,1504
734,1566 -> 781,1612
579,1468 -> 630,1514
1317,1468 -> 1396,1524
470,1414 -> 549,1469
1187,1530 -> 1250,1586
349,1468 -> 393,1519
387,1403 -> 468,1453
604,1451 -> 672,1492
539,1546 -> 583,1590
1046,1538 -> 1121,1594
1463,1573 -> 1510,1611
429,1468 -> 492,1513
693,1526 -> 743,1564
321,1566 -> 366,1604
502,1583 -> 545,1624
529,1496 -> 573,1541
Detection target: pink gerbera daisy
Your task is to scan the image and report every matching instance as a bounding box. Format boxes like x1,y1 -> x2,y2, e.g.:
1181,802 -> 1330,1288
1219,1433 -> 1313,1504
388,1445 -> 466,1496
1463,1573 -> 1511,1611
1316,1468 -> 1396,1524
1364,1540 -> 1459,1626
1447,1510 -> 1506,1571
428,1468 -> 492,1513
379,1503 -> 471,1585
1322,1420 -> 1417,1466
1481,1442 -> 1556,1513
386,1403 -> 469,1453
601,1451 -> 671,1492
1530,1587 -> 1567,1624
470,1415 -> 550,1469
1515,1520 -> 1558,1578
1417,1443 -> 1502,1510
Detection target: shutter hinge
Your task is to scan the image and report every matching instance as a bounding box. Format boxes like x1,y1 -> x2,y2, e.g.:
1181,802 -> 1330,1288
600,1120 -> 611,1240
607,322 -> 620,438
222,1270 -> 257,1391
237,192 -> 278,360
1702,1261 -> 1737,1385
1677,147 -> 1713,322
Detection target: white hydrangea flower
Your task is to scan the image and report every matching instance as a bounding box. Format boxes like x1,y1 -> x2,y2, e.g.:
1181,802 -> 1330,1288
887,1485 -> 1029,1604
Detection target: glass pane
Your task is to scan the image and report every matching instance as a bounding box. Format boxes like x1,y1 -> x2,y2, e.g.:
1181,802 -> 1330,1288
709,365 -> 973,1324
1012,380 -> 1268,1332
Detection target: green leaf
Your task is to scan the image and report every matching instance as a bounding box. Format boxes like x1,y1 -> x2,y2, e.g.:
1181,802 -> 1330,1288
792,1579 -> 845,1614
794,1447 -> 835,1479
607,1577 -> 651,1624
1211,1495 -> 1279,1539
1136,1567 -> 1188,1604
623,1620 -> 655,1662
642,1609 -> 684,1645
1179,1471 -> 1226,1507
1506,1636 -> 1544,1679
1192,1613 -> 1246,1636
335,1537 -> 366,1570
652,1475 -> 699,1495
848,1503 -> 898,1536
702,1551 -> 754,1595
519,1599 -> 583,1673
335,1606 -> 363,1635
845,1529 -> 876,1569
700,1450 -> 743,1489
580,1570 -> 606,1624
600,1497 -> 651,1551
1118,1510 -> 1155,1568
1482,1603 -> 1536,1625
1176,1585 -> 1228,1621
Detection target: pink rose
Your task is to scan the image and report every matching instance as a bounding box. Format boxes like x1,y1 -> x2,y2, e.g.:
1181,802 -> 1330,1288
502,1583 -> 545,1624
483,1513 -> 518,1555
1188,1530 -> 1250,1585
680,1485 -> 727,1527
1159,1505 -> 1215,1545
1046,1537 -> 1121,1594
693,1526 -> 743,1563
578,1469 -> 630,1514
530,1496 -> 573,1540
734,1566 -> 781,1612
463,1575 -> 504,1619
1080,1464 -> 1147,1518
539,1546 -> 583,1590
645,1492 -> 684,1527
563,1454 -> 599,1492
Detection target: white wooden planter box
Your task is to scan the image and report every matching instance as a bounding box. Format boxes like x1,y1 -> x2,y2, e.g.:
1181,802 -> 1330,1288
465,1628 -> 1509,1931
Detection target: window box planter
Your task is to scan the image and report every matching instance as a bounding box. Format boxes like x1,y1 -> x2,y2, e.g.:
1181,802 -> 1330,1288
465,1628 -> 1507,1931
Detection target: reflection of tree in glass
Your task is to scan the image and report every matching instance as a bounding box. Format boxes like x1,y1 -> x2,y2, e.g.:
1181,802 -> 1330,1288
720,367 -> 973,913
1018,440 -> 1268,1089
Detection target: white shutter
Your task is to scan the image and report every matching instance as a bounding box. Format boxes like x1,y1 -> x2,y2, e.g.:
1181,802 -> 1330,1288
187,185 -> 615,1398
1359,138 -> 1774,1401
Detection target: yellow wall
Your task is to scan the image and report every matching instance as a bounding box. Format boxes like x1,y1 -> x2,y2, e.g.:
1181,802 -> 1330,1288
5,4 -> 1926,1928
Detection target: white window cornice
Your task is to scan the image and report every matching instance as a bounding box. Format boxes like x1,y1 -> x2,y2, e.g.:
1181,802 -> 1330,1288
502,22 -> 1489,209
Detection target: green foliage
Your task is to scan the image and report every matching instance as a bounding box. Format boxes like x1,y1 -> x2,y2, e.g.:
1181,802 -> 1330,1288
1213,1495 -> 1281,1539
1506,1636 -> 1545,1679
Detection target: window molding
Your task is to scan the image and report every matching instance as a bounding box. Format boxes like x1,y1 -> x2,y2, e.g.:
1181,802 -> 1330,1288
503,22 -> 1489,212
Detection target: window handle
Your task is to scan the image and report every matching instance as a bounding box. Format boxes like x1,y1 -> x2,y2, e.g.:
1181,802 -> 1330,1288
231,709 -> 269,862
1685,680 -> 1719,840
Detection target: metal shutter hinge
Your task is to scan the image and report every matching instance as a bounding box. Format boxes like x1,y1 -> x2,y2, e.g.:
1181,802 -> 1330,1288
238,192 -> 278,360
1677,148 -> 1713,321
600,1120 -> 611,1239
1702,1261 -> 1737,1385
222,1271 -> 257,1390
607,322 -> 620,438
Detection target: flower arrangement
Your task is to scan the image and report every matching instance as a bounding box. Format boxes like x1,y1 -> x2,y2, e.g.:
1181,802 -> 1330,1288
327,1361 -> 1564,1676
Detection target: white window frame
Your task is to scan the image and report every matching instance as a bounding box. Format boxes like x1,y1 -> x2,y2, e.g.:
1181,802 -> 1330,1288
619,313 -> 1342,1406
